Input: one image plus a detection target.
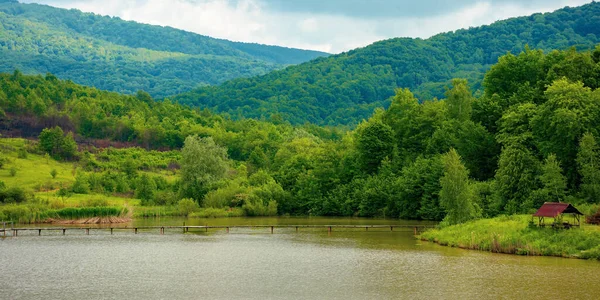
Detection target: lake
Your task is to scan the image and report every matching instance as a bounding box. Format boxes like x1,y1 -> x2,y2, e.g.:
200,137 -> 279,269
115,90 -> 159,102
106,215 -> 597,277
1,217 -> 599,299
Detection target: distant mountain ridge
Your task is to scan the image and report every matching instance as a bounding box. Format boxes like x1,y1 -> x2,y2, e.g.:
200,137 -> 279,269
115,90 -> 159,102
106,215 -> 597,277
172,2 -> 600,125
0,0 -> 328,97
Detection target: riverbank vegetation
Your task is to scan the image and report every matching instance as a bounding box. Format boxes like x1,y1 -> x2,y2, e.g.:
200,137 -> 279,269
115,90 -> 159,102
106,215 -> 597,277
1,44 -> 600,228
421,215 -> 600,260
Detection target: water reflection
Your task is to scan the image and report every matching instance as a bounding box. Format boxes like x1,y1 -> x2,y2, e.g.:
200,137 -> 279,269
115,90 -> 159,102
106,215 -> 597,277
1,217 -> 599,299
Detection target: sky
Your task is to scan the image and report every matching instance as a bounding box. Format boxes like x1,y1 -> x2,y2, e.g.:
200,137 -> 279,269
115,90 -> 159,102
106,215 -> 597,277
21,0 -> 593,53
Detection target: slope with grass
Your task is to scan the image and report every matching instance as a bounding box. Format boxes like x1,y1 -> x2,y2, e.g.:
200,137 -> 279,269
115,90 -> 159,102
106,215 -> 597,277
421,215 -> 600,260
173,2 -> 600,125
0,0 -> 328,97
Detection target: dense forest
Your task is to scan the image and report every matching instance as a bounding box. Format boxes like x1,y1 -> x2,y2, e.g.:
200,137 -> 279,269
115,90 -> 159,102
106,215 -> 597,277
1,44 -> 600,224
173,2 -> 600,125
0,0 -> 328,98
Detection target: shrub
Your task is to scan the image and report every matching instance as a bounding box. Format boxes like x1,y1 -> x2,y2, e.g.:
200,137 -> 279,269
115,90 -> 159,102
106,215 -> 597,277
17,148 -> 27,159
0,187 -> 30,203
178,198 -> 199,216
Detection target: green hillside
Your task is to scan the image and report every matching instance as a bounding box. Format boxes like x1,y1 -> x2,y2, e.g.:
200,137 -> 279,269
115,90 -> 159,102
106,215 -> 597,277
0,0 -> 328,98
173,2 -> 600,125
1,44 -> 600,221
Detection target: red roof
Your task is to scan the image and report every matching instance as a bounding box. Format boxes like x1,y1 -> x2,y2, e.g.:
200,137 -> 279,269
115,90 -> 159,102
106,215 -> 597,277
533,202 -> 583,217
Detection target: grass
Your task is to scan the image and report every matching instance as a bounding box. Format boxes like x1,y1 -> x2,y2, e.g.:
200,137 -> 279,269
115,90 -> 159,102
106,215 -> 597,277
190,207 -> 245,218
421,215 -> 600,260
0,203 -> 127,223
0,139 -> 76,190
132,206 -> 180,218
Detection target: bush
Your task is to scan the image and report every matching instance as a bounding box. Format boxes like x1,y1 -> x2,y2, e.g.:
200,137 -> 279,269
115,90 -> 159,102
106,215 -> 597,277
154,190 -> 178,206
0,187 -> 30,203
178,198 -> 199,216
17,148 -> 27,159
9,167 -> 17,177
71,174 -> 90,194
50,169 -> 58,179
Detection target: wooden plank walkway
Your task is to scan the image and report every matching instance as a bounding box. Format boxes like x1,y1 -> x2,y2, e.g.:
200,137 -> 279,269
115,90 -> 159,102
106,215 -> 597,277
0,224 -> 436,236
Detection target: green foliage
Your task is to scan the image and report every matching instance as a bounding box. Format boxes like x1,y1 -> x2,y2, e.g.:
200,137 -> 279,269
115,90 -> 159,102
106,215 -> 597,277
422,215 -> 600,260
50,169 -> 57,179
0,1 -> 327,98
0,186 -> 30,203
179,136 -> 229,203
3,41 -> 600,221
38,127 -> 77,160
17,148 -> 27,159
136,174 -> 157,205
71,173 -> 90,194
439,149 -> 478,226
577,133 -> 600,202
355,116 -> 394,175
446,79 -> 473,122
177,198 -> 199,216
539,154 -> 568,202
175,3 -> 600,125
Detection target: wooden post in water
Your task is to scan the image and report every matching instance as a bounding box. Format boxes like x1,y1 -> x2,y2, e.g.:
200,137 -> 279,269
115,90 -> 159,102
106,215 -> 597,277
161,227 -> 164,235
86,228 -> 89,235
296,226 -> 298,233
62,229 -> 66,235
135,228 -> 138,234
328,226 -> 332,233
271,226 -> 274,234
390,226 -> 393,232
38,229 -> 42,236
110,228 -> 113,235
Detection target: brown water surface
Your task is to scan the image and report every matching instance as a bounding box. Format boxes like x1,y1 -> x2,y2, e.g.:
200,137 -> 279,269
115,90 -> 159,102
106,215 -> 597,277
1,217 -> 598,299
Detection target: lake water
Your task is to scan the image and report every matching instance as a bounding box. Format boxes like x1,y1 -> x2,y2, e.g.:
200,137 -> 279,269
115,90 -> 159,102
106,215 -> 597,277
1,217 -> 599,299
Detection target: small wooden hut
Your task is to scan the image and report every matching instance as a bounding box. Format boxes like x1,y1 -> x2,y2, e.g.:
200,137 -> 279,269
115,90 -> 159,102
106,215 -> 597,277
532,202 -> 583,228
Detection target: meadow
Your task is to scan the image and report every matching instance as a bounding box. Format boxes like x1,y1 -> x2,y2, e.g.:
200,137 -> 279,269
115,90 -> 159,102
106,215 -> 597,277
421,214 -> 600,260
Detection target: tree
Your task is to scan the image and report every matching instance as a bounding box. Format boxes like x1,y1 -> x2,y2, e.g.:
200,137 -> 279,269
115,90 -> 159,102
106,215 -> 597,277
136,174 -> 157,205
355,117 -> 394,175
531,79 -> 600,187
446,78 -> 473,122
495,145 -> 540,214
539,154 -> 568,202
439,148 -> 478,226
577,133 -> 600,202
179,136 -> 229,203
38,126 -> 78,160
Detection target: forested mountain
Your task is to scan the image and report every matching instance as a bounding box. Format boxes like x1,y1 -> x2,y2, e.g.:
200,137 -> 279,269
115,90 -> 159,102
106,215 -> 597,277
173,2 -> 600,125
1,44 -> 600,221
0,0 -> 328,97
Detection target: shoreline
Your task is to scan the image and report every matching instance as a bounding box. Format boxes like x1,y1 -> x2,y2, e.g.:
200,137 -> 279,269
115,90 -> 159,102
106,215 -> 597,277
420,215 -> 600,260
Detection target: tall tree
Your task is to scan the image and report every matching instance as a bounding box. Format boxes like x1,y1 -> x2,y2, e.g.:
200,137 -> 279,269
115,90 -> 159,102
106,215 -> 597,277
179,136 -> 229,204
577,133 -> 600,202
446,78 -> 473,122
439,148 -> 478,225
355,116 -> 394,175
539,154 -> 568,202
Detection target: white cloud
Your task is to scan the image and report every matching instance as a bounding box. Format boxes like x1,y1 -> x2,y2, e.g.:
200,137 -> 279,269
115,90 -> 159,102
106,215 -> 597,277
23,0 -> 593,53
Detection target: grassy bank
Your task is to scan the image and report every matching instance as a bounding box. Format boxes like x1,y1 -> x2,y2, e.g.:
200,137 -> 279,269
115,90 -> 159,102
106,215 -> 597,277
421,215 -> 600,260
0,203 -> 127,223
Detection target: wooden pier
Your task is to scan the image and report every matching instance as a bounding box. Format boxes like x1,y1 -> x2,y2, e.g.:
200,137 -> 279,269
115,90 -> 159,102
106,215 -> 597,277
0,224 -> 435,237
